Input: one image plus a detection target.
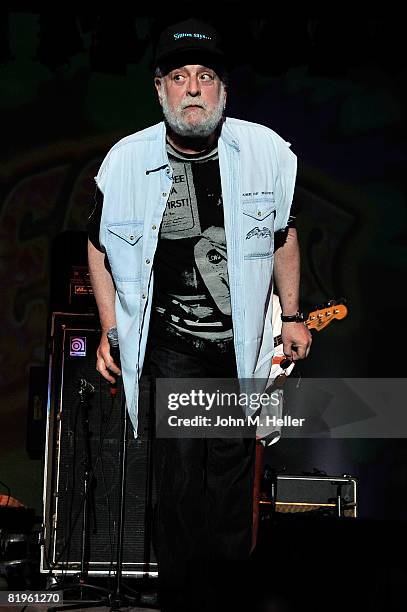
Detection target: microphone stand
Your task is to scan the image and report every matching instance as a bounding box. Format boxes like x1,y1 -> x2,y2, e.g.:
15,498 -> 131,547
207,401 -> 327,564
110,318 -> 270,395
78,379 -> 95,585
106,327 -> 139,611
109,371 -> 128,609
48,379 -> 112,611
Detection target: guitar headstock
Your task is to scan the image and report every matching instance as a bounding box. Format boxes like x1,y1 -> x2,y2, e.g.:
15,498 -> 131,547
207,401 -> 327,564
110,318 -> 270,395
306,300 -> 348,331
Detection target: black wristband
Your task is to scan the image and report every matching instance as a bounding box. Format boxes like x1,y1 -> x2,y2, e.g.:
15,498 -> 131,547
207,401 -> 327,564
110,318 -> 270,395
281,311 -> 305,323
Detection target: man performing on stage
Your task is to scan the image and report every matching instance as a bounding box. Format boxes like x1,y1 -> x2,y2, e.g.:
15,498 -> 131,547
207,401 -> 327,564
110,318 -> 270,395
87,18 -> 311,612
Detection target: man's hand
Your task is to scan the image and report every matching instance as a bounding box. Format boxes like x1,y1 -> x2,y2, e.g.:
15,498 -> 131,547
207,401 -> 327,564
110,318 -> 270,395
96,332 -> 122,384
281,321 -> 312,361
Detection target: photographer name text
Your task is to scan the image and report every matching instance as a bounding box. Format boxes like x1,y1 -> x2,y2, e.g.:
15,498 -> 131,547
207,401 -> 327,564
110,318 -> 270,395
167,415 -> 305,428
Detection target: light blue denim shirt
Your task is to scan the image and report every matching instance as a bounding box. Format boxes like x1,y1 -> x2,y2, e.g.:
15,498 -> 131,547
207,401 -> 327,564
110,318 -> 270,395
95,118 -> 297,437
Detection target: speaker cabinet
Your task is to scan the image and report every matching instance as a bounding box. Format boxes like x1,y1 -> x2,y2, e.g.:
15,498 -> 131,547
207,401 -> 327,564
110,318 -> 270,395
41,312 -> 157,576
261,474 -> 357,518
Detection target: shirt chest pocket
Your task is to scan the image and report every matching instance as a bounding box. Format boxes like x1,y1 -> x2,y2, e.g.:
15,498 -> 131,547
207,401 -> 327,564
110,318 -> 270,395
106,222 -> 144,282
242,199 -> 275,259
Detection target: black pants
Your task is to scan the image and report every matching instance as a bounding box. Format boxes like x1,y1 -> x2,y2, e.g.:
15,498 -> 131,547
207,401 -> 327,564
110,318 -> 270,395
145,344 -> 256,612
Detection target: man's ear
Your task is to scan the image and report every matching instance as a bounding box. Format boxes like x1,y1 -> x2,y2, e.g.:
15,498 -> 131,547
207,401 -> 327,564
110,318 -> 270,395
154,78 -> 163,106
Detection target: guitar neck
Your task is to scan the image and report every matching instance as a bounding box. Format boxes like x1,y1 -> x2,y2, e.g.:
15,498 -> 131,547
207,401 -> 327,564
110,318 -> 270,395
274,302 -> 347,348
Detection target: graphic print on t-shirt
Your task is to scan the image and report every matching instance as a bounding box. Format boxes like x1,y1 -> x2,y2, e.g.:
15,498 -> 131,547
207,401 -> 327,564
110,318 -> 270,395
194,226 -> 231,316
161,164 -> 202,237
150,142 -> 233,355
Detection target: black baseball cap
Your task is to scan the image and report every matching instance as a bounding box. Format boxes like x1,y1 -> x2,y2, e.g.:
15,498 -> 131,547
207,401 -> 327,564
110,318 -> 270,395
154,18 -> 226,74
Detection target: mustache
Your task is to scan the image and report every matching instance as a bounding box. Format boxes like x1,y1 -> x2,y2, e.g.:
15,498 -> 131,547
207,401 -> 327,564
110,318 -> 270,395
180,100 -> 207,110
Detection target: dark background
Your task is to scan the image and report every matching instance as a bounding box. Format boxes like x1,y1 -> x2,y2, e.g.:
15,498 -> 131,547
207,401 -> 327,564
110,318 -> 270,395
1,7 -> 406,518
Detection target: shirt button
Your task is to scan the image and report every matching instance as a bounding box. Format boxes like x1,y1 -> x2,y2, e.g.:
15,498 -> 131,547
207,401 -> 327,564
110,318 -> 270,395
162,192 -> 167,197
142,293 -> 146,299
257,211 -> 262,216
152,225 -> 157,230
129,235 -> 134,240
145,259 -> 150,264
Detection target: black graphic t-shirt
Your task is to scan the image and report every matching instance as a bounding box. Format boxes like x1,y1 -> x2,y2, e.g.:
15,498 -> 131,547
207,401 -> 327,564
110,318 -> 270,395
149,141 -> 234,359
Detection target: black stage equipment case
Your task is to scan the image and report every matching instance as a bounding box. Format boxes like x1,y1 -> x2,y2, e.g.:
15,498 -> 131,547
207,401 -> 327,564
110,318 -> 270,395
41,312 -> 157,577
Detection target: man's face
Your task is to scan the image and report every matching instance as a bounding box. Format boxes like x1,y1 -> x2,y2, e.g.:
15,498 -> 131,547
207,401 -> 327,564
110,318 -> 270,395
154,64 -> 227,138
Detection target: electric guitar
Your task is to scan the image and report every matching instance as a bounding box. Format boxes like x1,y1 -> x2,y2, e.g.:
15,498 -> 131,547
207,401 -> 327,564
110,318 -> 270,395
272,298 -> 348,367
259,298 -> 348,443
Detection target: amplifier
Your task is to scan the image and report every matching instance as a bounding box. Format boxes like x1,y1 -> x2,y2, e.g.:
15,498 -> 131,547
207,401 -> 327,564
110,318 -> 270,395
260,474 -> 357,518
41,312 -> 157,577
69,266 -> 95,310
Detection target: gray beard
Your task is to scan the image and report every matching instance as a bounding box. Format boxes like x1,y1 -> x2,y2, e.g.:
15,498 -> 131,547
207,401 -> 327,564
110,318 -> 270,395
161,90 -> 225,138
